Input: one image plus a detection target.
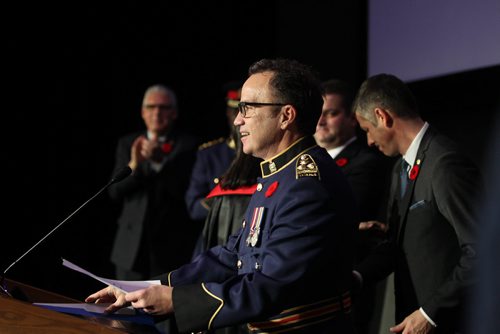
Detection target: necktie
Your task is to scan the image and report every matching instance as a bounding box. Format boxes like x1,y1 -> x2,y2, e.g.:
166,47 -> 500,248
400,159 -> 410,197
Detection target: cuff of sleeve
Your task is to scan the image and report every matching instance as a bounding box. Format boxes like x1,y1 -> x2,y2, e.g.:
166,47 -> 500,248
173,283 -> 222,333
152,272 -> 171,285
167,271 -> 173,286
419,307 -> 437,327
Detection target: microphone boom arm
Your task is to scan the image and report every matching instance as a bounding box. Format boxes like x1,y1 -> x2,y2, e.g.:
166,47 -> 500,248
0,166 -> 131,296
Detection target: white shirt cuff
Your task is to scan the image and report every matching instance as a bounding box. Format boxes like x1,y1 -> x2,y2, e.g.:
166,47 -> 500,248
352,270 -> 363,287
419,307 -> 437,327
150,160 -> 163,172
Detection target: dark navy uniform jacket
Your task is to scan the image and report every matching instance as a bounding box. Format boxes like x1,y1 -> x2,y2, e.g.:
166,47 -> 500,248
185,138 -> 236,221
163,136 -> 358,333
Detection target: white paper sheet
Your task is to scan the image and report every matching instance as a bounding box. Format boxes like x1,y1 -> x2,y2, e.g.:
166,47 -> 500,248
61,258 -> 161,293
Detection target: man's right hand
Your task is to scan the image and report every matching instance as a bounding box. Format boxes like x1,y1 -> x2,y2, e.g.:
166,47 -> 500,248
129,135 -> 147,170
359,220 -> 388,233
85,286 -> 129,314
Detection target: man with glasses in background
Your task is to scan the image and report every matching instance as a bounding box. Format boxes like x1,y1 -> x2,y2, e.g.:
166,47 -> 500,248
107,84 -> 199,283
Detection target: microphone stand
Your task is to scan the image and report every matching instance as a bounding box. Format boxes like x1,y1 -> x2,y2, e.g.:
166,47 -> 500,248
0,166 -> 131,297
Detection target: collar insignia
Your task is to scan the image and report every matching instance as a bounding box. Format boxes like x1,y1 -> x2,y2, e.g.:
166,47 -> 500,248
260,136 -> 317,177
269,161 -> 277,173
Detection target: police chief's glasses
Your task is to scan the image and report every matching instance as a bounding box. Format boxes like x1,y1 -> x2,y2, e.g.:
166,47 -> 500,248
237,102 -> 287,118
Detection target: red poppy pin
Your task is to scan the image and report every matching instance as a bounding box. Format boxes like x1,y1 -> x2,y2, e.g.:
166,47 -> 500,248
161,142 -> 174,154
336,157 -> 348,167
226,90 -> 240,100
409,159 -> 421,180
265,181 -> 279,198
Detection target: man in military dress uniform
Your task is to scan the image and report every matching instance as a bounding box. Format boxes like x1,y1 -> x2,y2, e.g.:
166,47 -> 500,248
185,83 -> 242,223
86,58 -> 358,334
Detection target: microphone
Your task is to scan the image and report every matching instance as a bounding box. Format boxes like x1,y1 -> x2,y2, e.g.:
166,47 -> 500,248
109,165 -> 133,184
0,166 -> 132,296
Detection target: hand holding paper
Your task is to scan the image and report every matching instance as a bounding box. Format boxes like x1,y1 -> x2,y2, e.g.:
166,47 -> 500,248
61,258 -> 174,315
84,281 -> 174,315
62,258 -> 161,293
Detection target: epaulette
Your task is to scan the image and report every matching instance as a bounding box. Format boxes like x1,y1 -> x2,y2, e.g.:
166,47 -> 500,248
296,154 -> 320,179
198,137 -> 225,150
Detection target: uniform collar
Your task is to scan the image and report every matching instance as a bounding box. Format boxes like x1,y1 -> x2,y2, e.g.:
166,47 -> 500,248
260,136 -> 317,177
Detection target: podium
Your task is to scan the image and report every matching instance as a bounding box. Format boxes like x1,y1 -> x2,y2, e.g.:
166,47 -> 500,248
0,279 -> 161,333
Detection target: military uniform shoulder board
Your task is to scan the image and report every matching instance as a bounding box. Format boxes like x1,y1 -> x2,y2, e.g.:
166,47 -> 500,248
296,154 -> 320,179
198,137 -> 225,150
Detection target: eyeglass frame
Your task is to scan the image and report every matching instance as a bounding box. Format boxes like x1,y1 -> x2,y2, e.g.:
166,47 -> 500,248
143,103 -> 175,111
237,102 -> 287,118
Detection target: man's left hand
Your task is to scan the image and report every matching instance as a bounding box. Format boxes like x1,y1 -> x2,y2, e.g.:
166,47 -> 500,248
390,309 -> 434,334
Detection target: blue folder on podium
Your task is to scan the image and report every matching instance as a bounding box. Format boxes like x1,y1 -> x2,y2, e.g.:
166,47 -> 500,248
34,302 -> 156,326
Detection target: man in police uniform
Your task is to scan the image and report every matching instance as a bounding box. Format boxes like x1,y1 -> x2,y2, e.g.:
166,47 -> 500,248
185,82 -> 242,225
86,59 -> 358,334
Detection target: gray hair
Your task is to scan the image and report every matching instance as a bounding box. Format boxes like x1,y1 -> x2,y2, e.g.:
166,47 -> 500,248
142,84 -> 178,109
353,74 -> 419,125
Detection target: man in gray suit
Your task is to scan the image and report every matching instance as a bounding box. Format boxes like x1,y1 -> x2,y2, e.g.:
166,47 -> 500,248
353,74 -> 481,334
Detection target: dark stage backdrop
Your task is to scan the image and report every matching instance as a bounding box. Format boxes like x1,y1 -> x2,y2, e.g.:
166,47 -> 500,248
2,0 -> 498,302
2,1 -> 367,300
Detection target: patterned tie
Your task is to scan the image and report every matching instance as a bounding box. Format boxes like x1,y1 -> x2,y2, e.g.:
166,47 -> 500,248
400,159 -> 410,197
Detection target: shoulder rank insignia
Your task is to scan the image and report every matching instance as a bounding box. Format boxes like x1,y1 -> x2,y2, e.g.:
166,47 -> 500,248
296,154 -> 320,179
198,137 -> 225,150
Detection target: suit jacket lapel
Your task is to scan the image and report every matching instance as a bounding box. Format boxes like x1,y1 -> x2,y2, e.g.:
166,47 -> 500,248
396,127 -> 435,243
334,139 -> 360,169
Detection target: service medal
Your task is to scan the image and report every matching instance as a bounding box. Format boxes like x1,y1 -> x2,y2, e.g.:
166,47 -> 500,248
250,227 -> 260,247
246,207 -> 265,247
